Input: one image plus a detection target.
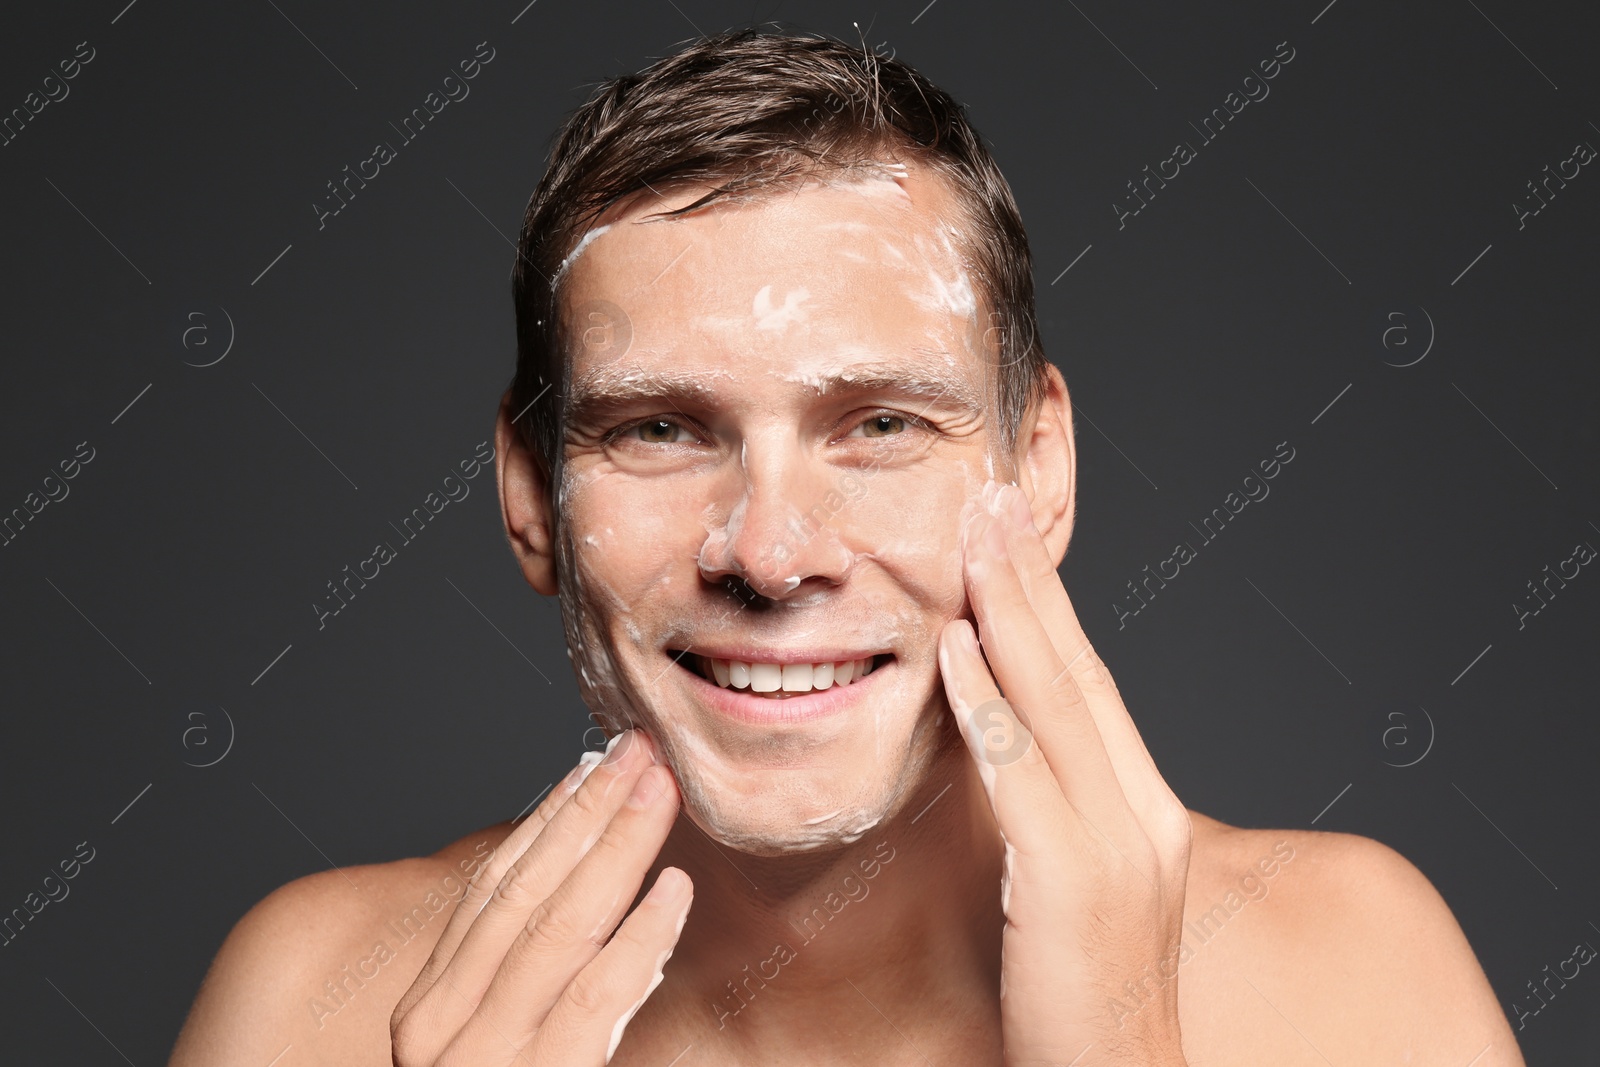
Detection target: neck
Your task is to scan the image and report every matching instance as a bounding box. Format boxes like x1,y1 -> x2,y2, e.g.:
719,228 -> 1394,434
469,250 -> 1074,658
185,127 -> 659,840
643,738 -> 1005,1063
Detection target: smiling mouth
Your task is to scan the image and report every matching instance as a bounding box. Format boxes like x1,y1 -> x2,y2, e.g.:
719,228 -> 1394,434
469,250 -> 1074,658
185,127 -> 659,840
672,652 -> 891,698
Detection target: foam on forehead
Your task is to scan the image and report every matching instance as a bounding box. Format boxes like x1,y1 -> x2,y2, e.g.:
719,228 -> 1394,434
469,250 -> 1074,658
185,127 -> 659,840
550,221 -> 614,289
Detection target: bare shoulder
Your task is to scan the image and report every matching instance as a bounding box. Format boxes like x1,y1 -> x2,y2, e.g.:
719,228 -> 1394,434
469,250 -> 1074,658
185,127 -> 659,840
167,820 -> 518,1067
1176,811 -> 1523,1066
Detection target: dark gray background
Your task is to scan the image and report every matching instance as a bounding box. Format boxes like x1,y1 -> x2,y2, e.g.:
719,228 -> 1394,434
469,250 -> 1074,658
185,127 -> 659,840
1,0 -> 1596,1062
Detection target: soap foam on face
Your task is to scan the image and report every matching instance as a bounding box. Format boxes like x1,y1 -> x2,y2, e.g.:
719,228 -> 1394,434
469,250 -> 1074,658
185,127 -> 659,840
547,165 -> 1023,857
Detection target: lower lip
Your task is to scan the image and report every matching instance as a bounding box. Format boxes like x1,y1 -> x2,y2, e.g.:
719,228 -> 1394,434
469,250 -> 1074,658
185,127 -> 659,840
674,657 -> 892,725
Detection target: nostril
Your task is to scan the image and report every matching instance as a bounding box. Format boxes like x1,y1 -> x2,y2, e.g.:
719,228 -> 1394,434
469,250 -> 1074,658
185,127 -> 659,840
720,575 -> 768,608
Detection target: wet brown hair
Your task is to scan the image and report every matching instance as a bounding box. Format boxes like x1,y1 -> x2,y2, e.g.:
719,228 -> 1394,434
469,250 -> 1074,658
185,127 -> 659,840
508,27 -> 1048,495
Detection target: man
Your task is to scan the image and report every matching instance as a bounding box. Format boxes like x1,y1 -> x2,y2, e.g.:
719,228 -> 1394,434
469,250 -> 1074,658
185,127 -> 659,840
170,29 -> 1522,1066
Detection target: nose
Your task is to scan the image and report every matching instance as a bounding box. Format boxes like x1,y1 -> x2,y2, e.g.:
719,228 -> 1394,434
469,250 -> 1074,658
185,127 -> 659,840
697,449 -> 857,600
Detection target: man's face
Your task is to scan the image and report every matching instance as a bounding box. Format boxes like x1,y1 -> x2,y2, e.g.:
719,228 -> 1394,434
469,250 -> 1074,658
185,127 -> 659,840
552,162 -> 1015,855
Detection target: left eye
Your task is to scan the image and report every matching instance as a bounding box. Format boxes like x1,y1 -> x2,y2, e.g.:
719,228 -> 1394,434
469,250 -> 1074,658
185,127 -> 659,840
630,418 -> 694,444
851,414 -> 907,438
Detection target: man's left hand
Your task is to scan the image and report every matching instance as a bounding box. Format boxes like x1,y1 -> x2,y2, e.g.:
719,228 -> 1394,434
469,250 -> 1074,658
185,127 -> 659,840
938,481 -> 1193,1067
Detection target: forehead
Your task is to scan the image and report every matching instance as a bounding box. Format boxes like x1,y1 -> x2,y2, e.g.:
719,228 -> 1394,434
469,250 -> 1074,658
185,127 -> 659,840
556,163 -> 991,392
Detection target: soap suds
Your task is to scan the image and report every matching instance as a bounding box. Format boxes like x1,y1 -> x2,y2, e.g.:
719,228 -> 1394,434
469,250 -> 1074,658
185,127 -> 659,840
570,748 -> 605,793
1001,838 -> 1017,914
753,284 -> 810,331
605,899 -> 690,1063
551,223 -> 613,289
539,163 -> 1024,860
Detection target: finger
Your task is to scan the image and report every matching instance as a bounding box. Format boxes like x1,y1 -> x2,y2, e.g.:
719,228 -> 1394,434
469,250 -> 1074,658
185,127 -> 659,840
446,763 -> 682,1061
409,746 -> 600,998
530,866 -> 694,1067
397,730 -> 657,1061
403,731 -> 649,1010
937,617 -> 1082,870
962,507 -> 1141,841
988,481 -> 1181,826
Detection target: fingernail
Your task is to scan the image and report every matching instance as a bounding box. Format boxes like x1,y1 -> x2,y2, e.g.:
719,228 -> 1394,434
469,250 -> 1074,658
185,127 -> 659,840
960,509 -> 982,557
645,866 -> 690,906
981,512 -> 1008,558
601,729 -> 631,766
628,765 -> 664,809
961,620 -> 981,655
963,511 -> 988,555
1002,484 -> 1033,531
981,478 -> 1003,514
638,730 -> 661,765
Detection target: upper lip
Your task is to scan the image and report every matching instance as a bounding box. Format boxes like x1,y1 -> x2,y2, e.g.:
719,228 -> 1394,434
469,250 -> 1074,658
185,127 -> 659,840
670,646 -> 893,665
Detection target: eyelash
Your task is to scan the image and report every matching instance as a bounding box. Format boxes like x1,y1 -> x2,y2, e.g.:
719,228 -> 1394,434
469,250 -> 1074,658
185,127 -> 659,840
606,409 -> 932,446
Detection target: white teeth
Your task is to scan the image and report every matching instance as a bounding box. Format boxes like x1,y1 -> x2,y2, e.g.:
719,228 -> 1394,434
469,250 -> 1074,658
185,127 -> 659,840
749,663 -> 783,692
698,655 -> 880,694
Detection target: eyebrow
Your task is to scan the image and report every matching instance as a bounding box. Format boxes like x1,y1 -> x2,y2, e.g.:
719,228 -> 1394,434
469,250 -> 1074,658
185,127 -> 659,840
565,371 -> 723,422
565,359 -> 986,424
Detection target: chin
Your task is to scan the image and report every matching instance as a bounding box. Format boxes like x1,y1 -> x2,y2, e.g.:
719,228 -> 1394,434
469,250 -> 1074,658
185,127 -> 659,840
643,645 -> 951,857
671,757 -> 933,857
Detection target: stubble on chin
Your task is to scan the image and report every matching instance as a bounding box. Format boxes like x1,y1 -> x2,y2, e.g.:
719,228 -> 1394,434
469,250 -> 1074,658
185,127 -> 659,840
653,697 -> 959,857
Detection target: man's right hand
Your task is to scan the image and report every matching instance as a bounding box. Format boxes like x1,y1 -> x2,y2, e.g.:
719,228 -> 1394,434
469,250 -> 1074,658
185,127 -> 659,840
389,729 -> 690,1066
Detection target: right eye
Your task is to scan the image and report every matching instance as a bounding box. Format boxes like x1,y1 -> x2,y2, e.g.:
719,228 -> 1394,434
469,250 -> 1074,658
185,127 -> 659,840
625,418 -> 696,445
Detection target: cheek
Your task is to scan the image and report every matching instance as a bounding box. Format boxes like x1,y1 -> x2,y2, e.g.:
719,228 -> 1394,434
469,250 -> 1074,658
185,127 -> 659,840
842,464 -> 977,613
563,467 -> 700,608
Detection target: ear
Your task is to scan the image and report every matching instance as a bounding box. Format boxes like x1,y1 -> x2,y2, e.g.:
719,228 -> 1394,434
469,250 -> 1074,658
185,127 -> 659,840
495,388 -> 559,596
1013,363 -> 1075,566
